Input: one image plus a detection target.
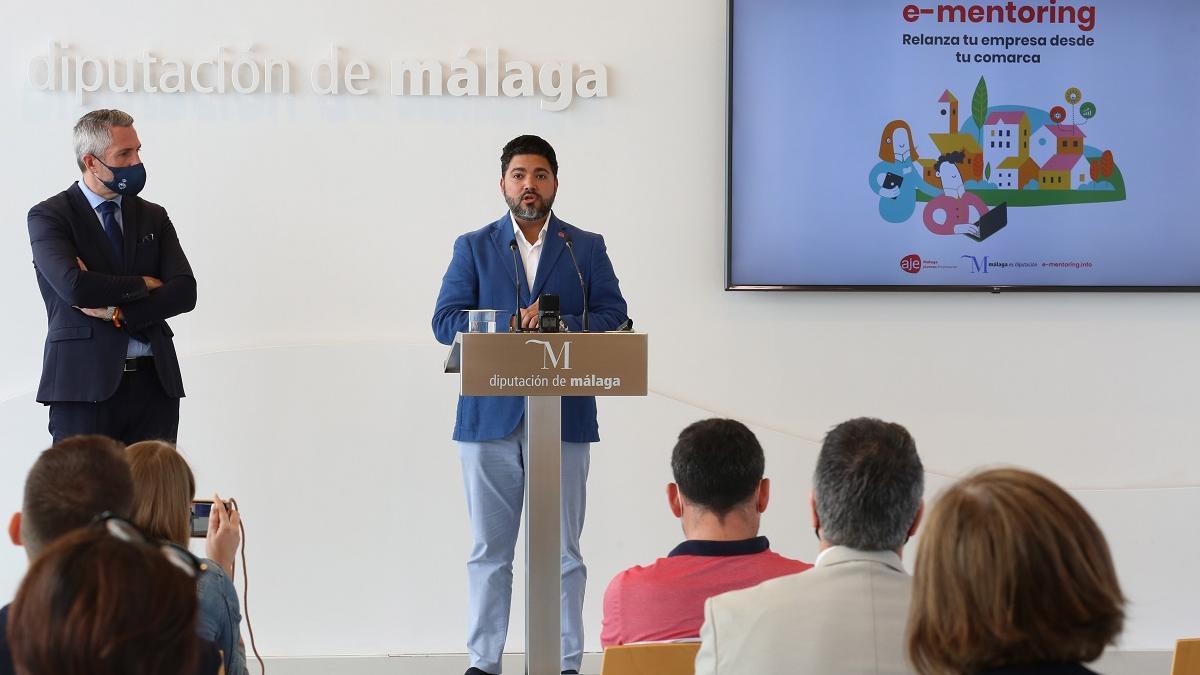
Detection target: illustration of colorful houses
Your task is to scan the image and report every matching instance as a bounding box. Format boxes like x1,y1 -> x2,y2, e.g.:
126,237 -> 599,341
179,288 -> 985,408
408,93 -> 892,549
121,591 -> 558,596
982,111 -> 1031,190
1034,124 -> 1088,190
905,84 -> 1114,198
996,156 -> 1038,190
921,90 -> 984,188
1039,153 -> 1090,190
1031,123 -> 1085,165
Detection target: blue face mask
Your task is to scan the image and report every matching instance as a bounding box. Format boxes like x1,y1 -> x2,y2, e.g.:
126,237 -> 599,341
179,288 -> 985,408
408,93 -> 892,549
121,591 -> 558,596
91,156 -> 147,197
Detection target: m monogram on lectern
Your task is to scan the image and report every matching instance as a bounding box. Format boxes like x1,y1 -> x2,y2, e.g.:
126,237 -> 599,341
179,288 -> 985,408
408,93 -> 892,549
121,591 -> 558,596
526,339 -> 572,370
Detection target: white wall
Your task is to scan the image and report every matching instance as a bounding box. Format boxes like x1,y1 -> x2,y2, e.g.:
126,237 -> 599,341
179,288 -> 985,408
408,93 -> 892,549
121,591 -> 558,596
0,0 -> 1197,658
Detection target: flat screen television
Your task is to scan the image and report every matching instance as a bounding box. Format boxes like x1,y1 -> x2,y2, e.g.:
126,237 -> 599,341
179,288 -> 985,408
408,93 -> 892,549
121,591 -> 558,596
727,0 -> 1200,290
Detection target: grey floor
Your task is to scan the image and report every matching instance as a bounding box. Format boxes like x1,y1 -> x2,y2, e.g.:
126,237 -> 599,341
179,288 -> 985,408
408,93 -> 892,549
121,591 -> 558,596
255,649 -> 1172,675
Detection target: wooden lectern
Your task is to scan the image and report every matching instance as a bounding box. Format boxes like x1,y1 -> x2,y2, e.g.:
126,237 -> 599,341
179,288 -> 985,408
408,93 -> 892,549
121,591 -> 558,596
446,331 -> 649,675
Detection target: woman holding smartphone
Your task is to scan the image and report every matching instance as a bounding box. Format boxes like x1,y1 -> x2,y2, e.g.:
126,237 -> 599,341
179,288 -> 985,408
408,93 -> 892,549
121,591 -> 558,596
127,440 -> 248,675
868,119 -> 941,223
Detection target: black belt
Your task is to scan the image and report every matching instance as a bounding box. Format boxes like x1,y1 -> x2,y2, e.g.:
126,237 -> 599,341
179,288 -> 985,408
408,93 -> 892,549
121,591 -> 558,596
123,356 -> 155,373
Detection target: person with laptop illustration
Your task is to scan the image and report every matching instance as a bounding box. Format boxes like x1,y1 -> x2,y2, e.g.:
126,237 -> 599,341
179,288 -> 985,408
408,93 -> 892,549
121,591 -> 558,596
921,151 -> 1007,241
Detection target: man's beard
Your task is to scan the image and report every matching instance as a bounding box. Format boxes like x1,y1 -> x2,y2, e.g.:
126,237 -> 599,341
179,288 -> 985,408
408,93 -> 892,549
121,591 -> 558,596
506,191 -> 555,221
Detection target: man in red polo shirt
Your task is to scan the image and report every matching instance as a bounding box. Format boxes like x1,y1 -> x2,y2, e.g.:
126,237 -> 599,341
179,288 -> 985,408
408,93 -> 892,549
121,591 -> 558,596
600,419 -> 811,646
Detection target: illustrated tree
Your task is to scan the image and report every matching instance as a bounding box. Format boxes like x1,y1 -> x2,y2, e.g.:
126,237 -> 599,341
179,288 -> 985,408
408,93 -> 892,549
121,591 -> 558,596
984,162 -> 991,182
1100,150 -> 1115,178
972,76 -> 988,143
1090,160 -> 1100,182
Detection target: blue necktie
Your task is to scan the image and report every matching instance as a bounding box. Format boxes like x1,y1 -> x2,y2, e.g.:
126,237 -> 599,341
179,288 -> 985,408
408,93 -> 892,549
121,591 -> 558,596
97,200 -> 124,267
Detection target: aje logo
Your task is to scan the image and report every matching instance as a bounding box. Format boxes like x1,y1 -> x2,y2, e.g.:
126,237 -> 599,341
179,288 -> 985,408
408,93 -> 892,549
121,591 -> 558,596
526,339 -> 572,370
900,254 -> 923,274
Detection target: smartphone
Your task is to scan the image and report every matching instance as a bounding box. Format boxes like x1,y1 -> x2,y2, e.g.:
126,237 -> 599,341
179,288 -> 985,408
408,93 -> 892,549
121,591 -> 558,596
191,499 -> 233,538
882,172 -> 904,196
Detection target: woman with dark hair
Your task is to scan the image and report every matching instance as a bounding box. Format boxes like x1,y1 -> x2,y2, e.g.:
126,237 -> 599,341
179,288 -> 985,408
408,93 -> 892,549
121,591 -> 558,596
127,441 -> 247,675
907,468 -> 1126,675
7,522 -> 221,675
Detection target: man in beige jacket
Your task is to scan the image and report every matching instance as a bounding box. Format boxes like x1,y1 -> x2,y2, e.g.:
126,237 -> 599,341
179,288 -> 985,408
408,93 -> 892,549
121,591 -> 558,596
694,417 -> 925,675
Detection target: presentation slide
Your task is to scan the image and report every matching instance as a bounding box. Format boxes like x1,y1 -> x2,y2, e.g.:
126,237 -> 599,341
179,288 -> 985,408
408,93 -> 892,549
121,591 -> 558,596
728,0 -> 1200,288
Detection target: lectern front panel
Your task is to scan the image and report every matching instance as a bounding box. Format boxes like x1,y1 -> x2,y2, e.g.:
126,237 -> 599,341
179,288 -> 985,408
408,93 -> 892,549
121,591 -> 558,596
459,332 -> 648,397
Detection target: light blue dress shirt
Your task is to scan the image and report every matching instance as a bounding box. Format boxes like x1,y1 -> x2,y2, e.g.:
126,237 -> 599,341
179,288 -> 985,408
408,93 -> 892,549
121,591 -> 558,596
77,180 -> 152,357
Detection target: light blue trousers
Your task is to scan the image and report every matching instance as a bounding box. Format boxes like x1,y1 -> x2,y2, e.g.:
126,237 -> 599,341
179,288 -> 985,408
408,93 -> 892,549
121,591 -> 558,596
459,427 -> 590,674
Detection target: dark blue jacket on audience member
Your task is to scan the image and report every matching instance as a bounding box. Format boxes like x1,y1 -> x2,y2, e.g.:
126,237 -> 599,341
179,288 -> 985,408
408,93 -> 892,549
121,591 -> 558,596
0,603 -> 13,675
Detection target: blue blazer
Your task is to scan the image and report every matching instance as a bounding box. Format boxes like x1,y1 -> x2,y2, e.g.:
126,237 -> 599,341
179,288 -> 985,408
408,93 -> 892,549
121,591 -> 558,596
432,213 -> 628,443
28,183 -> 196,403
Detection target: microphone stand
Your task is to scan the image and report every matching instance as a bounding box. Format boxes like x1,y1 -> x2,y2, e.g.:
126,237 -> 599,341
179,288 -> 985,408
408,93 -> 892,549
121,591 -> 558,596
558,229 -> 589,332
508,239 -> 524,333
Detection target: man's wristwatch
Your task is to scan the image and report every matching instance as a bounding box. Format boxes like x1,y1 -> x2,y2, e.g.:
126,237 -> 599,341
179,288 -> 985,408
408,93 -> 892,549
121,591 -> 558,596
101,306 -> 116,322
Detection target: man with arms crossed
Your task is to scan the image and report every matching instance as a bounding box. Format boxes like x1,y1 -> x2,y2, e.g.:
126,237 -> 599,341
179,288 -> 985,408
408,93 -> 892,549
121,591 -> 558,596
695,417 -> 925,674
601,418 -> 810,646
432,135 -> 628,675
28,109 -> 196,443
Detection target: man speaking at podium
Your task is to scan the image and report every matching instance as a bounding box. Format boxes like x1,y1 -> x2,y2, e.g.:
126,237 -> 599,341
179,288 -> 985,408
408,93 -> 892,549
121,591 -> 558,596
433,135 -> 628,675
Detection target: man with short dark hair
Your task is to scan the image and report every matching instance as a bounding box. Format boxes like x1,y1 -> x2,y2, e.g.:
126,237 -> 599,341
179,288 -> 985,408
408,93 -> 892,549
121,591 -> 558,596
28,109 -> 196,443
922,150 -> 988,237
695,417 -> 925,675
600,419 -> 810,646
432,135 -> 628,675
1,435 -> 136,675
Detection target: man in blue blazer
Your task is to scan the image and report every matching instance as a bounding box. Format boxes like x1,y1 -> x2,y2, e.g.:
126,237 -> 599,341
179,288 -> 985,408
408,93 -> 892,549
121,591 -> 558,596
27,110 -> 196,444
433,135 -> 628,675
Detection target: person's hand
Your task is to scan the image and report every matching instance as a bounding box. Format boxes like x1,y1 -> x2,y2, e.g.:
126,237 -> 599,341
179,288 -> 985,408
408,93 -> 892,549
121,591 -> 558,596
519,300 -> 540,330
75,257 -> 88,271
954,223 -> 981,237
74,306 -> 111,319
143,276 -> 163,290
879,186 -> 900,199
205,494 -> 241,577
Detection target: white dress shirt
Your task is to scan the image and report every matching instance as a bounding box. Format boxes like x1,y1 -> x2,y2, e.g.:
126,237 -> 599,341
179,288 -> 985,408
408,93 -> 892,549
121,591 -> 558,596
511,211 -> 550,290
76,179 -> 152,357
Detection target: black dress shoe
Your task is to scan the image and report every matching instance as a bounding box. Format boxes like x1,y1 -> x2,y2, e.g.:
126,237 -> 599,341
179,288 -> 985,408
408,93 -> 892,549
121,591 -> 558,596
465,668 -> 498,675
562,670 -> 579,674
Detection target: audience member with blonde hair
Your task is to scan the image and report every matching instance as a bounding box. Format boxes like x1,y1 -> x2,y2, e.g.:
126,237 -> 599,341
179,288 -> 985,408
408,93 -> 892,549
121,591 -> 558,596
127,440 -> 247,675
907,468 -> 1126,675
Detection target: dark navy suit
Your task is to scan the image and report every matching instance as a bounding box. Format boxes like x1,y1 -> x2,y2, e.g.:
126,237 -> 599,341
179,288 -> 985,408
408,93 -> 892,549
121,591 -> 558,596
28,182 -> 196,443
